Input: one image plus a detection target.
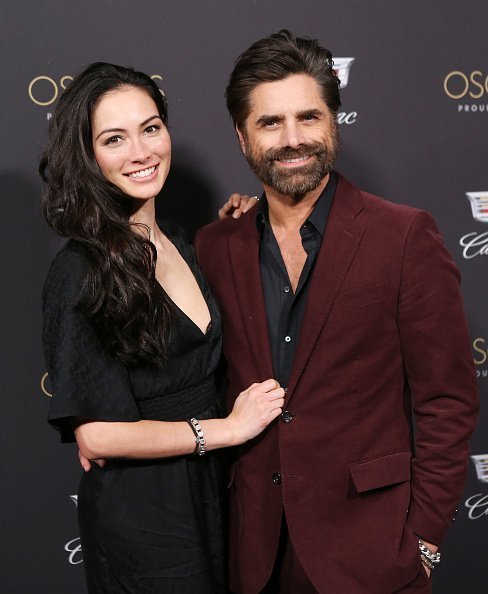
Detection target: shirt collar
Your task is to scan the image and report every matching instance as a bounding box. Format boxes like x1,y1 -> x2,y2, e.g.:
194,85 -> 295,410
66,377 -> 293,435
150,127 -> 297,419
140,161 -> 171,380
256,170 -> 338,237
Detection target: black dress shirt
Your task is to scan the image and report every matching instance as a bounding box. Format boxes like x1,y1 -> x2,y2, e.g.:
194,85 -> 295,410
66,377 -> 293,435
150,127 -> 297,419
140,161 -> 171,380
257,171 -> 337,388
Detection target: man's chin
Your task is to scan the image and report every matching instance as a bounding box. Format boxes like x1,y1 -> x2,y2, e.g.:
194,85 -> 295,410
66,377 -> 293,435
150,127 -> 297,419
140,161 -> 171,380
269,171 -> 329,197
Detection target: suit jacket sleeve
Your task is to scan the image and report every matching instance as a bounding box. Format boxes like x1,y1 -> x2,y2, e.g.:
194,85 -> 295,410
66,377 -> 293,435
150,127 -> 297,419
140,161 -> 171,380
398,211 -> 478,544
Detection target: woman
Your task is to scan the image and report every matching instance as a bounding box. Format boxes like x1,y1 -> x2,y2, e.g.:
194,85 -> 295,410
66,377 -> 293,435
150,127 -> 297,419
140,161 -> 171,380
40,62 -> 284,593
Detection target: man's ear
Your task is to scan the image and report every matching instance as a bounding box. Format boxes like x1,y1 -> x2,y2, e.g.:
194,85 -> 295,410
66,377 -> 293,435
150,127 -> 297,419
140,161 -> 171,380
236,125 -> 246,155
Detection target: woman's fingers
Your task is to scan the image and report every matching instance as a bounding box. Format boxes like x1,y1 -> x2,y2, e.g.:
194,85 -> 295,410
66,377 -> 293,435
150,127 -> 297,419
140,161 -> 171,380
249,378 -> 280,392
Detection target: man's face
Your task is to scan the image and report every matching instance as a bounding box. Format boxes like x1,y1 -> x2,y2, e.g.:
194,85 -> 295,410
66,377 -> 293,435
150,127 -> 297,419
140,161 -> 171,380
237,74 -> 338,198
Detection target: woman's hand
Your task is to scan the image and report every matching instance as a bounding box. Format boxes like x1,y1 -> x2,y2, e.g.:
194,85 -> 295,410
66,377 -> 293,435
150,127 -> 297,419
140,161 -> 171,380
73,381 -> 284,463
218,193 -> 259,220
78,450 -> 106,472
226,379 -> 285,444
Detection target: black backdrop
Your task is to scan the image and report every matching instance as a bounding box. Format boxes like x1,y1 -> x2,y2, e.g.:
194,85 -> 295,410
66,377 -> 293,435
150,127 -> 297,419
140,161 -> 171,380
1,1 -> 487,592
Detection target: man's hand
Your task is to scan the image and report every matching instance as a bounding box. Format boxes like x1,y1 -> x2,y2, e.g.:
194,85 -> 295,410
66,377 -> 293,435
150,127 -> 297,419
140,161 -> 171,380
419,538 -> 438,578
218,193 -> 259,220
78,450 -> 106,472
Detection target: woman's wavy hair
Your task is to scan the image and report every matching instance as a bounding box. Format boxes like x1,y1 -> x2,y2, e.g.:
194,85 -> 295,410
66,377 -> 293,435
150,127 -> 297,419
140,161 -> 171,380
40,62 -> 172,367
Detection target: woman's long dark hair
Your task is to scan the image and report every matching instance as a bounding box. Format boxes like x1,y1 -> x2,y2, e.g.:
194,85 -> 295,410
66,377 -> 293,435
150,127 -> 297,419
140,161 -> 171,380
40,62 -> 173,367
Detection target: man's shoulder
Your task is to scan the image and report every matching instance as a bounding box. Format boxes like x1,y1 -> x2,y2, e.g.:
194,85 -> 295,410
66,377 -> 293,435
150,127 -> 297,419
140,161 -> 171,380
336,174 -> 438,244
340,176 -> 429,228
337,173 -> 423,218
362,190 -> 424,219
196,212 -> 255,244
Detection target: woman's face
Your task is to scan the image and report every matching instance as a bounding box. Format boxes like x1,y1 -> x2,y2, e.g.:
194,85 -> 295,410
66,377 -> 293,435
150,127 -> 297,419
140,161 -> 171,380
92,85 -> 171,201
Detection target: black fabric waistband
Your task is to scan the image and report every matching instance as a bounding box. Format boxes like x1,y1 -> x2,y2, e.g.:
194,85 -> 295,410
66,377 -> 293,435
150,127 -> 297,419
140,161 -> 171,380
137,376 -> 217,421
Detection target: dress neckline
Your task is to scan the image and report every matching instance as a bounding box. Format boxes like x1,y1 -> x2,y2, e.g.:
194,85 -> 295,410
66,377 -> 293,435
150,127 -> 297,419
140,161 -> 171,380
155,222 -> 212,339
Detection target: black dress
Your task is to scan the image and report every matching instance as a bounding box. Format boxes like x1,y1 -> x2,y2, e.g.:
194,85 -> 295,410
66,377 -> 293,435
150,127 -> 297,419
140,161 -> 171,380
43,221 -> 226,594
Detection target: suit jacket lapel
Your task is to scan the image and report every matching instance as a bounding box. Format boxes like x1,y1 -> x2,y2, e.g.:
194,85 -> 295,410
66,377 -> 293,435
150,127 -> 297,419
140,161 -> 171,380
227,216 -> 275,379
286,175 -> 366,401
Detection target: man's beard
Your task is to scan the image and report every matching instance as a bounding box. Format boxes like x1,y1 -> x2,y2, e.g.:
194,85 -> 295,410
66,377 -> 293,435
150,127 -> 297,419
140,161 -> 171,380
243,137 -> 338,198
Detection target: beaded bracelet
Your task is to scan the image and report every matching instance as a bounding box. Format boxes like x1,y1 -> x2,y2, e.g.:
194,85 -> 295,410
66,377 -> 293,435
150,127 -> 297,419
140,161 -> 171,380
187,418 -> 206,456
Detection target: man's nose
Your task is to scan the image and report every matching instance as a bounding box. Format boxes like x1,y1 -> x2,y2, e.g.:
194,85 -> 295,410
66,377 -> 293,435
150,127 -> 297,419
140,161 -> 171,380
280,121 -> 304,148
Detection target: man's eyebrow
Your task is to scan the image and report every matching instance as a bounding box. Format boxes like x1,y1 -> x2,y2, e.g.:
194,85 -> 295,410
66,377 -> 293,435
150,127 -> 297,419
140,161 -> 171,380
297,108 -> 325,118
254,109 -> 326,127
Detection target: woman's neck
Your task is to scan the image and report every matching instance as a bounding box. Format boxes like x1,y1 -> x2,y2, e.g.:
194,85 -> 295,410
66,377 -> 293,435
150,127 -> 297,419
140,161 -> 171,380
129,197 -> 163,246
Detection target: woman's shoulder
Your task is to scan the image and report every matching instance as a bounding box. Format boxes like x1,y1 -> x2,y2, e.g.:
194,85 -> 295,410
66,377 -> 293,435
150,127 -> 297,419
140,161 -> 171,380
157,218 -> 191,244
51,239 -> 89,265
43,240 -> 90,302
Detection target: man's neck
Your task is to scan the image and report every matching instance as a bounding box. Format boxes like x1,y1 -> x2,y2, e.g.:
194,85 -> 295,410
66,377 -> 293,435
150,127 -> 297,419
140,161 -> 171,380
264,174 -> 330,232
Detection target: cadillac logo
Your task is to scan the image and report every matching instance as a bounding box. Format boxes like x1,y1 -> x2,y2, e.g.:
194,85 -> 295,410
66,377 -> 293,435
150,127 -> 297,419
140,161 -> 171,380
333,57 -> 355,88
466,192 -> 488,223
471,455 -> 488,483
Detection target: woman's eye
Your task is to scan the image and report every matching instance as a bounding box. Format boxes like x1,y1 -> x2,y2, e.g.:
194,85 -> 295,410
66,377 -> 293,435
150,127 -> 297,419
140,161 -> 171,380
104,135 -> 122,145
145,124 -> 160,134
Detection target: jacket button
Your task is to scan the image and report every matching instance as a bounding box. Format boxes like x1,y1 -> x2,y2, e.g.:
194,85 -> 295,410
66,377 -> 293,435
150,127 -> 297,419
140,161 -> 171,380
281,411 -> 293,423
272,472 -> 282,485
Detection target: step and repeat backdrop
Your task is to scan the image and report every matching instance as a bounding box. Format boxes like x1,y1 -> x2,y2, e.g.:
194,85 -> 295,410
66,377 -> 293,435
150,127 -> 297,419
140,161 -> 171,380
1,1 -> 486,592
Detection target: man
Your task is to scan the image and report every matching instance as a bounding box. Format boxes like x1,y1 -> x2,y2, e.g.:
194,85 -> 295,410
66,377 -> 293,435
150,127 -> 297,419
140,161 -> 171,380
194,30 -> 478,593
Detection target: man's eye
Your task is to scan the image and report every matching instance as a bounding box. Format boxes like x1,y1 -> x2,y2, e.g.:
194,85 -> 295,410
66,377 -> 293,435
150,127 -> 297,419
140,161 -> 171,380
264,120 -> 277,127
303,114 -> 317,121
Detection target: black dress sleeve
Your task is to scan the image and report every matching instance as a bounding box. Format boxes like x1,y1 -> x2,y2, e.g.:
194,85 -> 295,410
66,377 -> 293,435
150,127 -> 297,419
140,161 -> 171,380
42,242 -> 140,442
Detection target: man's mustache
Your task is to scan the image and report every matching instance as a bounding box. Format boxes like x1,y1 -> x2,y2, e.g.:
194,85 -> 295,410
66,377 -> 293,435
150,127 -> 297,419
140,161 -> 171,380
265,143 -> 326,162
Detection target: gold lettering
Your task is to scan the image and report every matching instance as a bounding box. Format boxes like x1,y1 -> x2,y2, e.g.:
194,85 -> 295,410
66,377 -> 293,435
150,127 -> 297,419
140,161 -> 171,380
60,75 -> 74,90
469,71 -> 484,99
28,76 -> 58,106
444,71 -> 468,99
473,338 -> 487,365
40,372 -> 53,397
30,74 -> 164,106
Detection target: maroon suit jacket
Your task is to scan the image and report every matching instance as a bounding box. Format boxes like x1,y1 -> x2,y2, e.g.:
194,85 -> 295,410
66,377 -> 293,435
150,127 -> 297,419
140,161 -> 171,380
194,174 -> 478,593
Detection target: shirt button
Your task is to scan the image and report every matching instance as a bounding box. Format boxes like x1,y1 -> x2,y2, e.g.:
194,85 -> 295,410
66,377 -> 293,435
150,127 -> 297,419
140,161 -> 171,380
281,411 -> 293,423
284,286 -> 290,293
284,336 -> 291,343
272,472 -> 282,485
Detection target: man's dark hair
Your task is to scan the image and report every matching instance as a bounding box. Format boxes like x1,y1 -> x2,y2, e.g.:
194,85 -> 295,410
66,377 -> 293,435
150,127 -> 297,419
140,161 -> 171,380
226,29 -> 341,130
